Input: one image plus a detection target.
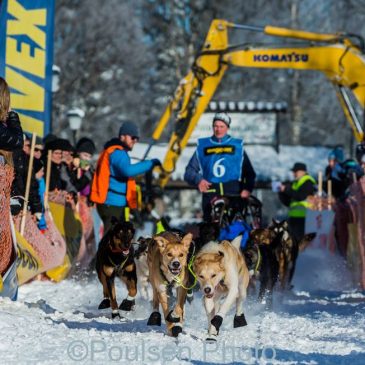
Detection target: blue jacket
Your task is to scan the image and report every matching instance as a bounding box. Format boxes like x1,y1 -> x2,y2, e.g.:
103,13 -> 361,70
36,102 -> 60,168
103,139 -> 154,207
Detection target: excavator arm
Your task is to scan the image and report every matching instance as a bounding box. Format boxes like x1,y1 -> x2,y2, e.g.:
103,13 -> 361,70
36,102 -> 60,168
151,19 -> 365,187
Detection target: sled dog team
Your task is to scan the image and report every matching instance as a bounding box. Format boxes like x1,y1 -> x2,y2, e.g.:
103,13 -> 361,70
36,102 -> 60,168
96,218 -> 313,340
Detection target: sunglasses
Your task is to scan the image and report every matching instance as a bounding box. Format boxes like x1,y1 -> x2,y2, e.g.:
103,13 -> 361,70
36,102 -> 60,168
131,136 -> 139,141
34,148 -> 43,152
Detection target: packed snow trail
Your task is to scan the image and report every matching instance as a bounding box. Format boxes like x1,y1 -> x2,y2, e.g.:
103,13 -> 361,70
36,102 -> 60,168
0,247 -> 364,365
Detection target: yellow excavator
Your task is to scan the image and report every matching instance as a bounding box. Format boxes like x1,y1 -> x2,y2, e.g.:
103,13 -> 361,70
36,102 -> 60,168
148,19 -> 365,187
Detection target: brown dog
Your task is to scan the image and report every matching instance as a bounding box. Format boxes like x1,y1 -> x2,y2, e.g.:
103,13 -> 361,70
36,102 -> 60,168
96,219 -> 137,319
147,231 -> 193,337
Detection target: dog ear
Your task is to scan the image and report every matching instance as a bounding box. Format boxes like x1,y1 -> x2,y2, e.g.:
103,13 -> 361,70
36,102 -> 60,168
181,233 -> 193,251
193,256 -> 202,269
213,250 -> 224,262
230,235 -> 242,250
154,236 -> 168,251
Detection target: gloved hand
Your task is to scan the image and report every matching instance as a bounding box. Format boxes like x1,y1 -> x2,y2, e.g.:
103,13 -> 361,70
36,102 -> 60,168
34,212 -> 42,222
151,158 -> 162,167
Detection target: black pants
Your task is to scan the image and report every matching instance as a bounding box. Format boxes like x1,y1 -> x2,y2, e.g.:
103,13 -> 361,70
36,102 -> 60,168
96,204 -> 128,234
288,217 -> 305,243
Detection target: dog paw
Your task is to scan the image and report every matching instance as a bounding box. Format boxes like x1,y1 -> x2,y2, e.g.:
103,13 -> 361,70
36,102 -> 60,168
98,298 -> 110,310
147,311 -> 161,326
119,298 -> 135,311
171,325 -> 182,337
233,313 -> 247,328
205,334 -> 217,342
111,310 -> 120,319
211,315 -> 223,332
166,310 -> 180,323
186,290 -> 194,304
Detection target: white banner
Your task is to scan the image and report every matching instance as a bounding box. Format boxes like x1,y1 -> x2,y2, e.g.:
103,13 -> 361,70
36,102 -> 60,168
305,209 -> 335,249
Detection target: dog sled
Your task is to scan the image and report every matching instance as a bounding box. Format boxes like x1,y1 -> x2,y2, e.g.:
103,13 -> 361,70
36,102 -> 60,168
210,194 -> 262,228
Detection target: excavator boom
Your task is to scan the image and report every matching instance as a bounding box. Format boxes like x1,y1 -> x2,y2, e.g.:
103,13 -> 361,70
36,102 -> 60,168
151,19 -> 365,187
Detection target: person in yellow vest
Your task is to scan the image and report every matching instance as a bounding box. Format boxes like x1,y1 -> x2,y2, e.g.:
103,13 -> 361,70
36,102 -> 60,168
90,121 -> 161,233
279,162 -> 316,242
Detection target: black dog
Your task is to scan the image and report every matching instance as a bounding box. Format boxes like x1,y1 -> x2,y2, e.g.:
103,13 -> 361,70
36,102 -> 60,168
195,221 -> 221,251
250,220 -> 316,307
96,218 -> 137,318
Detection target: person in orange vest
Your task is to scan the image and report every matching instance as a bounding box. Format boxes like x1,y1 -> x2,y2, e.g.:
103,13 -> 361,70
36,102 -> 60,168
90,121 -> 161,233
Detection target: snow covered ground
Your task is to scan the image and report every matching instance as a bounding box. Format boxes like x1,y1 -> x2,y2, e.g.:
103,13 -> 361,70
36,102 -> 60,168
1,247 -> 364,365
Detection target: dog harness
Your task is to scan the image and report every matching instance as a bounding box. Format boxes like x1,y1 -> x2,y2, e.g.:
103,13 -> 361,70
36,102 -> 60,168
108,255 -> 129,273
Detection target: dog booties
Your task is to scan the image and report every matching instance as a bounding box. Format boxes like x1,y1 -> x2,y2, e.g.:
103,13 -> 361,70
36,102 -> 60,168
234,313 -> 247,328
147,311 -> 161,326
166,310 -> 181,323
211,314 -> 223,333
98,298 -> 111,310
119,298 -> 135,311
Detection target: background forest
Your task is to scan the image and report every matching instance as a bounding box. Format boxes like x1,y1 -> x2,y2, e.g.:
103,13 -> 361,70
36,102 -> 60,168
52,0 -> 365,151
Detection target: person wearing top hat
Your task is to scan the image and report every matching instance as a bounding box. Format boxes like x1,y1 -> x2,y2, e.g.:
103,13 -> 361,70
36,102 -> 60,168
184,112 -> 256,221
90,121 -> 161,232
279,162 -> 316,243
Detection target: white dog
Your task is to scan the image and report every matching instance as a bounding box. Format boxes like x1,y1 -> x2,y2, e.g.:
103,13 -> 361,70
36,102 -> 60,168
134,237 -> 152,301
193,236 -> 249,341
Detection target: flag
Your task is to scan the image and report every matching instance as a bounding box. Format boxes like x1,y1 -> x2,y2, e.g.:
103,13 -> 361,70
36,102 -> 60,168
0,0 -> 55,137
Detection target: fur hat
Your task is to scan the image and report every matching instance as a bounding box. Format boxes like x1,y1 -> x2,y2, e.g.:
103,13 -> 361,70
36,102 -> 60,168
76,137 -> 96,155
45,138 -> 74,152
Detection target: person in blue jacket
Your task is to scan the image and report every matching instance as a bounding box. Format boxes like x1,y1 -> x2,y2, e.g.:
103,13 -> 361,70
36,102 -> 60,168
91,121 -> 161,232
184,112 -> 256,222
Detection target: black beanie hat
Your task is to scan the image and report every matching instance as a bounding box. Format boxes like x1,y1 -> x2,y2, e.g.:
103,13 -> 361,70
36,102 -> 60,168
76,137 -> 96,155
45,138 -> 74,152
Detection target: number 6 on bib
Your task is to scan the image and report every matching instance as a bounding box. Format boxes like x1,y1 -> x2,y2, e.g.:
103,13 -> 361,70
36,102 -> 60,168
213,158 -> 226,178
